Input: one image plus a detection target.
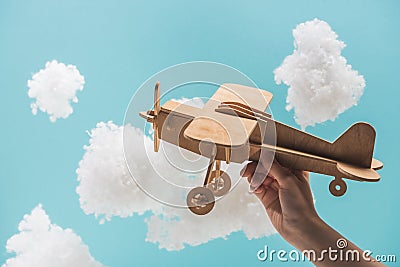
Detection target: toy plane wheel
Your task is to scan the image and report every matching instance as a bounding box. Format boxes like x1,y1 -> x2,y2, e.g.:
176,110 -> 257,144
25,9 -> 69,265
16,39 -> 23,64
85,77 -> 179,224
329,178 -> 347,197
186,187 -> 215,215
206,170 -> 231,197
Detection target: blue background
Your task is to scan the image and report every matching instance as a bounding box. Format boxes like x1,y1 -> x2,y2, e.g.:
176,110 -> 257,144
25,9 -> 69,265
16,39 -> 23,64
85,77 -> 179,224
0,0 -> 399,266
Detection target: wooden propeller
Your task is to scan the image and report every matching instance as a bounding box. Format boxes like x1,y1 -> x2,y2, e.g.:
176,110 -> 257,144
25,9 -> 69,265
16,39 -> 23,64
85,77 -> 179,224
153,82 -> 161,152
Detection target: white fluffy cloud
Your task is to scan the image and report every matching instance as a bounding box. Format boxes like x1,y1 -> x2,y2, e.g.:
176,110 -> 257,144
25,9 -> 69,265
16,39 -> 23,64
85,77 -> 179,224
76,121 -> 276,251
145,179 -> 275,251
274,18 -> 365,130
76,122 -> 161,223
2,205 -> 104,267
28,60 -> 85,122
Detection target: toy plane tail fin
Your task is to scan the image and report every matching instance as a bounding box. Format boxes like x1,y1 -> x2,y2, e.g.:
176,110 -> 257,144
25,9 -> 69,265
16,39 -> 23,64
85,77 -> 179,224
332,122 -> 376,168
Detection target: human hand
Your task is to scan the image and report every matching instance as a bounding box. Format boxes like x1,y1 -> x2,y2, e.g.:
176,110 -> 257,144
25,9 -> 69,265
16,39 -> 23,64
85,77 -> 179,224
241,160 -> 386,266
240,159 -> 320,248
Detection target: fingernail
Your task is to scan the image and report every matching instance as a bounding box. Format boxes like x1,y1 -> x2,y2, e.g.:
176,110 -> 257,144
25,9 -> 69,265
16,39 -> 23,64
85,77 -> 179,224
254,187 -> 262,194
248,185 -> 256,193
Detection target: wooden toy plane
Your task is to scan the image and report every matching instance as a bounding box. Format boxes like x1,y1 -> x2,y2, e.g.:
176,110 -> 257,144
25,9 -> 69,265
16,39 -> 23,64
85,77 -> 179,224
139,82 -> 383,215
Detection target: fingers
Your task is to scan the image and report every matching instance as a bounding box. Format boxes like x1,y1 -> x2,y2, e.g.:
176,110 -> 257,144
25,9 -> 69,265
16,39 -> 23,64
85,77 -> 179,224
270,179 -> 279,191
242,162 -> 281,213
254,176 -> 274,193
241,160 -> 308,191
253,178 -> 277,196
240,160 -> 310,201
240,162 -> 257,181
267,160 -> 299,189
241,161 -> 271,190
253,179 -> 280,212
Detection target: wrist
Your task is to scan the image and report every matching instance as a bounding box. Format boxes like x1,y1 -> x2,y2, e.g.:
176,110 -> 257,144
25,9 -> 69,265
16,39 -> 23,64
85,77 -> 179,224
284,215 -> 330,251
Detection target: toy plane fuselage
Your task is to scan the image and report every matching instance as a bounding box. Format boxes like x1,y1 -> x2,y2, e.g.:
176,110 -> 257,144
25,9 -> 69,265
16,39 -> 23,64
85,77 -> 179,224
140,83 -> 383,215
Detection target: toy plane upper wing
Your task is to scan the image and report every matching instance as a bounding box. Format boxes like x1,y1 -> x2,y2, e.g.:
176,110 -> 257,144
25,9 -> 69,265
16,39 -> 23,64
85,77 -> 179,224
183,83 -> 273,147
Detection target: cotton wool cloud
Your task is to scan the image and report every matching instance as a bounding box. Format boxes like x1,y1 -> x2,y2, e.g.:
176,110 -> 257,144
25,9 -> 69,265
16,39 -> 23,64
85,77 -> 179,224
76,97 -> 206,222
76,119 -> 276,250
28,60 -> 85,122
2,205 -> 104,267
274,18 -> 365,130
76,121 -> 162,223
145,178 -> 276,251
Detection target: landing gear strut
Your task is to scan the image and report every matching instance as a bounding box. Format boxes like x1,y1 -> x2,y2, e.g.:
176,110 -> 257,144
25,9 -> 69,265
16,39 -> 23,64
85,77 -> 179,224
186,157 -> 231,215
